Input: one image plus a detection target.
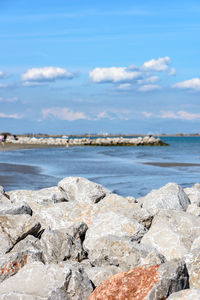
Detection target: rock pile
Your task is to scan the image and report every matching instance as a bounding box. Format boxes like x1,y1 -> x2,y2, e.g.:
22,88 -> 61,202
6,135 -> 168,146
0,178 -> 200,299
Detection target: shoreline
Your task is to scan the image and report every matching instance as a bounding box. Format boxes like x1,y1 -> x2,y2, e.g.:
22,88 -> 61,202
0,143 -> 66,152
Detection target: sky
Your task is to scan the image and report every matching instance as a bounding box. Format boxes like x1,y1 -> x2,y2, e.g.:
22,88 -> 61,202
1,0 -> 200,134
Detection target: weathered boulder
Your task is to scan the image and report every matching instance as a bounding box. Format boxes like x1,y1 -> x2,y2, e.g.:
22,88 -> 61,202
0,261 -> 93,300
187,203 -> 200,216
92,193 -> 153,229
85,265 -> 121,288
184,247 -> 200,289
89,259 -> 189,300
167,289 -> 200,299
40,222 -> 88,264
0,215 -> 41,254
184,183 -> 200,206
84,212 -> 147,251
141,209 -> 200,260
0,186 -> 5,195
86,235 -> 165,271
0,239 -> 43,283
58,177 -> 108,203
8,186 -> 65,205
32,201 -> 94,230
0,194 -> 32,216
191,236 -> 200,250
141,183 -> 190,214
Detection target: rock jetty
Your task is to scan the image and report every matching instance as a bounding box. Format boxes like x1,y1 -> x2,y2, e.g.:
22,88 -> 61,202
6,135 -> 168,146
1,177 -> 200,299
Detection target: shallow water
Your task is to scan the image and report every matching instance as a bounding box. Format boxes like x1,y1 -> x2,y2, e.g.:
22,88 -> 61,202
1,136 -> 200,197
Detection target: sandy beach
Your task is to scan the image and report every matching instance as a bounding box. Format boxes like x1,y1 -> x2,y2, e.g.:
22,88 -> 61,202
142,162 -> 200,167
0,143 -> 64,152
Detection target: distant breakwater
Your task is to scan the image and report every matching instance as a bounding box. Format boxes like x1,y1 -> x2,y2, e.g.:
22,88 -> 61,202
6,135 -> 168,146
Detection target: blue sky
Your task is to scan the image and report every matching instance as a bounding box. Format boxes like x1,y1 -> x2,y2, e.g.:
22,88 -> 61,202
1,0 -> 200,134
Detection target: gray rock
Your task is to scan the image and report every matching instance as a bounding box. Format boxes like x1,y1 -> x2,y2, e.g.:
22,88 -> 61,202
141,182 -> 190,214
0,215 -> 41,254
0,243 -> 43,283
184,247 -> 200,289
141,209 -> 200,260
147,259 -> 189,299
0,186 -> 5,195
92,193 -> 153,228
84,212 -> 147,252
184,184 -> 200,206
167,289 -> 200,299
187,203 -> 200,216
8,186 -> 65,206
58,177 -> 108,203
85,265 -> 121,287
0,261 -> 93,300
0,194 -> 32,216
191,236 -> 200,250
85,235 -> 165,271
40,222 -> 88,264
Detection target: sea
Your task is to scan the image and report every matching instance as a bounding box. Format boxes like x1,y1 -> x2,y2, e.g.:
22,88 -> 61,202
1,136 -> 200,198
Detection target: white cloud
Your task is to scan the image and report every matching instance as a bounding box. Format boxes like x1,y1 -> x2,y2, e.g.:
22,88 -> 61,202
142,112 -> 153,118
22,81 -> 47,87
0,97 -> 18,102
42,107 -> 87,121
0,113 -> 22,119
161,110 -> 200,120
0,83 -> 8,88
117,83 -> 132,90
97,108 -> 131,120
172,78 -> 200,91
138,76 -> 159,85
0,71 -> 7,79
143,56 -> 171,71
138,84 -> 161,92
22,67 -> 75,82
89,67 -> 142,83
168,68 -> 176,76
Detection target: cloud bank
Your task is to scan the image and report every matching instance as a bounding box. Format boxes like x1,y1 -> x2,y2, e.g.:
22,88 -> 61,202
90,56 -> 175,91
22,67 -> 75,84
172,78 -> 200,91
89,67 -> 142,83
42,107 -> 87,121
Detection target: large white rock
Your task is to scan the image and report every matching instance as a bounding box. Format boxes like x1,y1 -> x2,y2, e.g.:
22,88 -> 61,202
141,209 -> 200,260
141,182 -> 190,214
40,222 -> 88,264
0,194 -> 32,216
167,289 -> 200,299
86,235 -> 165,271
0,215 -> 41,254
8,186 -> 65,206
0,261 -> 93,299
92,193 -> 153,228
84,211 -> 147,251
58,176 -> 108,203
85,265 -> 121,288
184,247 -> 200,289
184,184 -> 200,206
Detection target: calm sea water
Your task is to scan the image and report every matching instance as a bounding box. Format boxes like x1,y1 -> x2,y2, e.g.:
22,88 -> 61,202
1,136 -> 200,198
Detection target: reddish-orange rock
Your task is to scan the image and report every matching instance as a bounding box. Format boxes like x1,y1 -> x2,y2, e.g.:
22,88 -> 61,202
89,265 -> 160,300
